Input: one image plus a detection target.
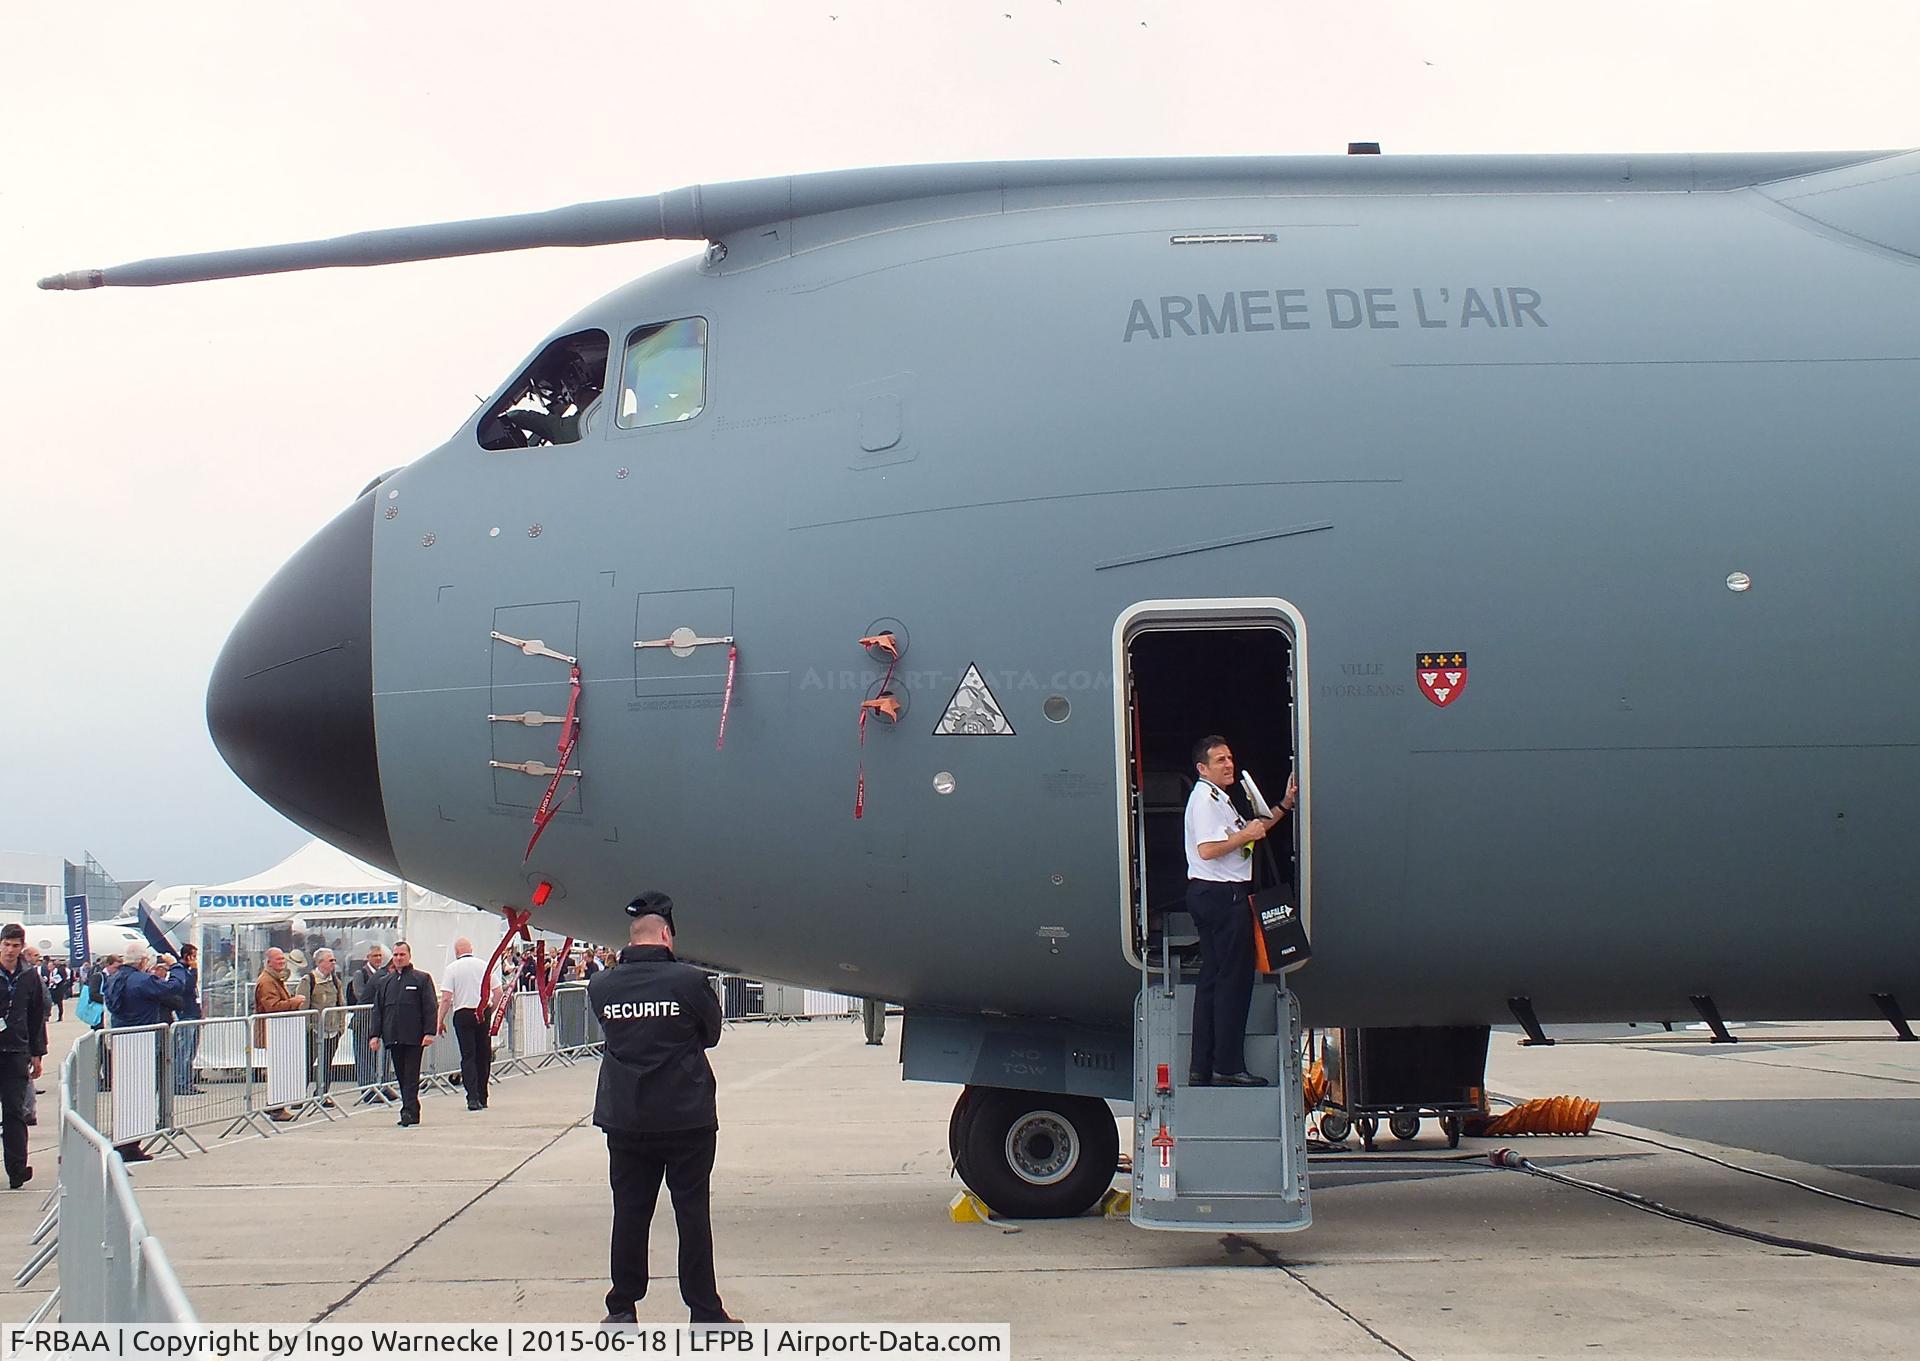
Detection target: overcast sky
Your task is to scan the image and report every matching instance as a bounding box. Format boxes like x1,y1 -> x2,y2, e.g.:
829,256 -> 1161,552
4,1 -> 1916,893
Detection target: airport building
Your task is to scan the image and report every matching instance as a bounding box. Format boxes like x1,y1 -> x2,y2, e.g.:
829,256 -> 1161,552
0,848 -> 147,925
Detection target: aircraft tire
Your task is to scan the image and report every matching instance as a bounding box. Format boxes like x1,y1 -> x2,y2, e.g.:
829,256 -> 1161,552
948,1087 -> 979,1174
957,1088 -> 1119,1220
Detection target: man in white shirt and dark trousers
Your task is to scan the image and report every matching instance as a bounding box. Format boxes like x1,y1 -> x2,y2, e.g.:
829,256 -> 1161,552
439,939 -> 491,1111
1183,735 -> 1296,1087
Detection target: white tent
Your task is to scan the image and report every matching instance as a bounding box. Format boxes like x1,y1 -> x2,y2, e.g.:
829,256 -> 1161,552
190,839 -> 474,917
188,840 -> 511,1019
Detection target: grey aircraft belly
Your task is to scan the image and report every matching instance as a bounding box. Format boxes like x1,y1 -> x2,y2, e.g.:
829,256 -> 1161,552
45,150 -> 1920,1216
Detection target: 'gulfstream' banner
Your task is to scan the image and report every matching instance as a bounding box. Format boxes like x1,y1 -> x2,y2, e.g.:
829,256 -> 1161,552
64,896 -> 89,969
194,889 -> 401,910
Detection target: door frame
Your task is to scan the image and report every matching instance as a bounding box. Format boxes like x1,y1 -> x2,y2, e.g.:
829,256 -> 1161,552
1113,598 -> 1311,972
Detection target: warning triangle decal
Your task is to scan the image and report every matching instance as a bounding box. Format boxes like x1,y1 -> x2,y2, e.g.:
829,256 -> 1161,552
934,664 -> 1016,736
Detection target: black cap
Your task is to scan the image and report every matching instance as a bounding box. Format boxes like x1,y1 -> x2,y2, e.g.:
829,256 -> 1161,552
625,891 -> 675,927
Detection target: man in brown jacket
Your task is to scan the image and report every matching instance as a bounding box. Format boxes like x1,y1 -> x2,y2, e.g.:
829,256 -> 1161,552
254,947 -> 307,1121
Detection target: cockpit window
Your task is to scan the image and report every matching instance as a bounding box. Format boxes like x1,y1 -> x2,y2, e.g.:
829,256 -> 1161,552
477,328 -> 609,450
617,318 -> 707,429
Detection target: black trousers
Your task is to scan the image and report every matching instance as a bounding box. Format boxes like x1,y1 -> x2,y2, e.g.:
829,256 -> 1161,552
389,1043 -> 424,1120
452,1009 -> 490,1107
0,1052 -> 30,1180
606,1128 -> 725,1321
1187,880 -> 1255,1077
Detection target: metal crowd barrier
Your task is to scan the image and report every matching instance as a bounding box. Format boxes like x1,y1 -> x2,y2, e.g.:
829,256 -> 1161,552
15,1033 -> 199,1324
18,984 -> 610,1321
715,974 -> 862,1023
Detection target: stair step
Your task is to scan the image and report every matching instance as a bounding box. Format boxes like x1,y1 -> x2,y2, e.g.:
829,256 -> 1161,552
1168,1083 -> 1285,1138
1175,1034 -> 1281,1090
1174,1137 -> 1290,1197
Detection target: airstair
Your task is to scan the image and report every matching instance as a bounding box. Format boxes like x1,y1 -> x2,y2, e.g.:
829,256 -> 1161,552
1131,915 -> 1310,1231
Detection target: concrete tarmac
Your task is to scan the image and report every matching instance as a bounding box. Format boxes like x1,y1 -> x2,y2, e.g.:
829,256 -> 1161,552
5,1014 -> 1920,1359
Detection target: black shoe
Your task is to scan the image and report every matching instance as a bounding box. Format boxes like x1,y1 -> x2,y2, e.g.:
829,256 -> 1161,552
690,1313 -> 743,1328
1212,1071 -> 1270,1087
398,1115 -> 420,1127
118,1146 -> 154,1163
1186,1072 -> 1212,1087
468,1101 -> 484,1111
24,1116 -> 35,1126
8,1168 -> 31,1190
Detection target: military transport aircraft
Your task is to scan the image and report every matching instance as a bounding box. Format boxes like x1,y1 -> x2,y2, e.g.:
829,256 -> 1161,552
41,150 -> 1920,1223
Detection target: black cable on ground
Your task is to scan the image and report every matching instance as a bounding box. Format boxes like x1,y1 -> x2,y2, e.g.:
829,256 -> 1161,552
1487,1089 -> 1920,1223
1487,1148 -> 1920,1269
1597,1125 -> 1920,1223
1310,1152 -> 1487,1165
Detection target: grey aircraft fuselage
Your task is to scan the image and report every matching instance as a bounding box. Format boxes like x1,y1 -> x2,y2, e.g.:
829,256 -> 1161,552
140,152 -> 1920,1046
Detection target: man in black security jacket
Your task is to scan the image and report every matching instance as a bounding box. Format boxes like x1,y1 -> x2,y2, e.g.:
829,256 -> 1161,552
0,925 -> 49,1190
588,892 -> 735,1327
367,940 -> 438,1127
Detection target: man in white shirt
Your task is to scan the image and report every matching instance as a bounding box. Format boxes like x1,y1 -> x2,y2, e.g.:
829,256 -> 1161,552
439,939 -> 491,1111
1183,735 -> 1296,1087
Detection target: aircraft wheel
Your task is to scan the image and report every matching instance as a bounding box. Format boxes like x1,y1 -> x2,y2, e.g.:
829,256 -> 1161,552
1318,1111 -> 1352,1143
948,1086 -> 979,1174
1389,1110 -> 1422,1142
957,1088 -> 1119,1219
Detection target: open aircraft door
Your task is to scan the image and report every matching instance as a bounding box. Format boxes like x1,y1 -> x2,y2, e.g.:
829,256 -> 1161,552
1116,599 -> 1311,1232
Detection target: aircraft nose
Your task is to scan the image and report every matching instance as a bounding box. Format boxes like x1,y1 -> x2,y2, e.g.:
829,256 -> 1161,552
206,492 -> 400,874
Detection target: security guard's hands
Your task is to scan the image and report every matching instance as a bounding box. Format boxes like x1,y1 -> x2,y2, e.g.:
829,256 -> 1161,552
1281,772 -> 1298,811
1243,818 -> 1270,844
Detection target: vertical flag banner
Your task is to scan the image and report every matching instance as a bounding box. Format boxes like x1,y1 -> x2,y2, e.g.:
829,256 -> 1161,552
65,895 -> 91,968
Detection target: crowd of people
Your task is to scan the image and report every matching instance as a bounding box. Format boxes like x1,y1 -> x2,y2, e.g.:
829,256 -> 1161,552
4,910 -> 738,1326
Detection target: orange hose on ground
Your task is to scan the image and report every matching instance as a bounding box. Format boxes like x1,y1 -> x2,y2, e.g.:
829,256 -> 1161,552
1467,1095 -> 1600,1136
